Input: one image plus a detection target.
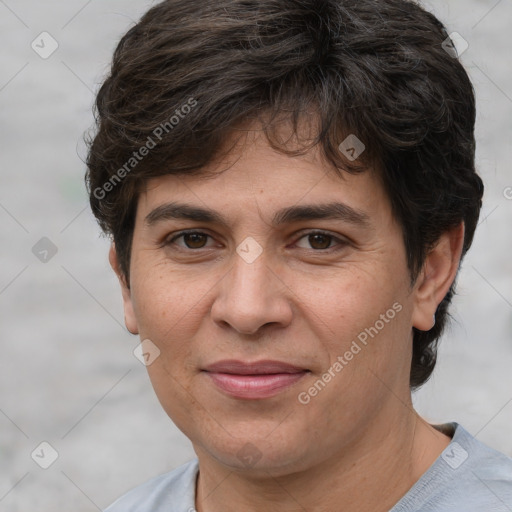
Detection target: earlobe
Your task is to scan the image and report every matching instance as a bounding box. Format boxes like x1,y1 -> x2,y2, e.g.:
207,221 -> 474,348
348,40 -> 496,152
108,243 -> 139,335
411,222 -> 465,331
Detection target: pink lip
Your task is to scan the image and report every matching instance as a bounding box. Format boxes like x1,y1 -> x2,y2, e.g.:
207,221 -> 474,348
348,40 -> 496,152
202,360 -> 309,400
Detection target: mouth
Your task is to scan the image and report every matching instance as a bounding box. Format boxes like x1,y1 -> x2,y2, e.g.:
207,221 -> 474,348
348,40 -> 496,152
202,359 -> 310,400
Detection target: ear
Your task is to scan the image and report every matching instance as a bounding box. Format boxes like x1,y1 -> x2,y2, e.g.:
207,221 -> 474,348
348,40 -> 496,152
109,243 -> 139,335
411,222 -> 465,331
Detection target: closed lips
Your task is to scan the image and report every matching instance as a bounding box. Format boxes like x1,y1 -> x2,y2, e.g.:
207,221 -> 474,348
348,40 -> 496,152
202,360 -> 309,375
202,360 -> 309,400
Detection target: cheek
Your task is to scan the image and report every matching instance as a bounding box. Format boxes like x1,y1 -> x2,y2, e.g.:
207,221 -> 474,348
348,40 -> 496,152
314,267 -> 412,389
145,360 -> 205,441
320,273 -> 395,339
130,269 -> 204,425
128,273 -> 202,398
130,262 -> 210,336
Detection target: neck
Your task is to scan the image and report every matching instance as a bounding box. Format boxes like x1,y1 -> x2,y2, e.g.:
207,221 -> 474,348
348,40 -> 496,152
194,408 -> 451,512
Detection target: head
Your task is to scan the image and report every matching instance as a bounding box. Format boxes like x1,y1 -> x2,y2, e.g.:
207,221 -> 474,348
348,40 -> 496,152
86,0 -> 483,473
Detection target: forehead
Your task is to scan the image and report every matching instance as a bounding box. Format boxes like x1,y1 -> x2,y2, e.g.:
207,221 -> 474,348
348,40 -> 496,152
136,126 -> 390,227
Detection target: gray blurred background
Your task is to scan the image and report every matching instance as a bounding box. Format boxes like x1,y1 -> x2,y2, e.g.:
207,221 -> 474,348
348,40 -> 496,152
0,0 -> 511,510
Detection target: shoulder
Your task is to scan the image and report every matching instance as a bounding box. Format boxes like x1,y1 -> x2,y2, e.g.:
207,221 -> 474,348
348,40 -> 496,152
393,423 -> 512,512
104,458 -> 199,512
450,422 -> 512,484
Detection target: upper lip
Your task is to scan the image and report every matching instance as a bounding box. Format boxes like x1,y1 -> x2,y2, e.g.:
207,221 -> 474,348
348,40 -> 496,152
202,359 -> 308,375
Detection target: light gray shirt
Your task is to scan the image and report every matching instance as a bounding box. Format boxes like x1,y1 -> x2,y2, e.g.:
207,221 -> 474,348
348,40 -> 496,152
104,423 -> 512,511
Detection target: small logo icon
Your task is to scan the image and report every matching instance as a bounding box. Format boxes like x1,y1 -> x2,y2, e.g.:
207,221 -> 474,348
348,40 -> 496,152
442,32 -> 469,58
236,442 -> 263,468
236,237 -> 263,264
503,187 -> 512,200
31,32 -> 59,59
441,442 -> 468,469
338,134 -> 366,161
31,441 -> 59,469
133,339 -> 161,366
32,237 -> 58,263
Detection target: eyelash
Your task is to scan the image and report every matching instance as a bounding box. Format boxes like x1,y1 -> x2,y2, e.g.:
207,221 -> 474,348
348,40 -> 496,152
164,230 -> 348,252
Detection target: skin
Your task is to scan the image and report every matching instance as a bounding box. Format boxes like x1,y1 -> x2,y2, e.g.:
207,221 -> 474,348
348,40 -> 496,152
110,122 -> 465,512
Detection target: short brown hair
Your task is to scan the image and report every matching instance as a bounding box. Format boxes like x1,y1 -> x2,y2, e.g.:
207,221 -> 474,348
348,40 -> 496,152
85,0 -> 483,389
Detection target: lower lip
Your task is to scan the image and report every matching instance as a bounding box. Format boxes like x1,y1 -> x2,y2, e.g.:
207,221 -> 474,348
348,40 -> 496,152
204,371 -> 308,399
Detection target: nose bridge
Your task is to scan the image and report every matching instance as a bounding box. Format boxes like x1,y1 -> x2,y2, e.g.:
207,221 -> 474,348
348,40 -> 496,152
211,241 -> 292,334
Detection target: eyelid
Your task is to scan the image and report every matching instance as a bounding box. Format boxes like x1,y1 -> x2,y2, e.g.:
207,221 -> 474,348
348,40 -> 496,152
164,229 -> 218,248
164,229 -> 349,251
292,229 -> 350,250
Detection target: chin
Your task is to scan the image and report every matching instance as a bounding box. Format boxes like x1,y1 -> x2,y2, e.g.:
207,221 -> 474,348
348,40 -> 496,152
196,430 -> 314,477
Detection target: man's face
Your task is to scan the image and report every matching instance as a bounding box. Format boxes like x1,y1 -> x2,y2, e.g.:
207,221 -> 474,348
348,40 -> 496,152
117,126 -> 421,475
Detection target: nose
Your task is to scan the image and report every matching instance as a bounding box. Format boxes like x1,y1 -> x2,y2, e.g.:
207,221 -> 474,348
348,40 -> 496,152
210,245 -> 293,335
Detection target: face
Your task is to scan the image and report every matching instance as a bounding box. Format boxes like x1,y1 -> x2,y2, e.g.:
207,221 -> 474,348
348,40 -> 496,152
114,125 -> 440,476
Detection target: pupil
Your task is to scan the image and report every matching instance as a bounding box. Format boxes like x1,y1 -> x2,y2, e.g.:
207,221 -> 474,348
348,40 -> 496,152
310,234 -> 330,249
185,233 -> 206,248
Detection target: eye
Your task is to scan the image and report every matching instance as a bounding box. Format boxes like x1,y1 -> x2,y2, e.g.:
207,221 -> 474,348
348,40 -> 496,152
294,231 -> 347,251
164,230 -> 348,252
166,230 -> 215,249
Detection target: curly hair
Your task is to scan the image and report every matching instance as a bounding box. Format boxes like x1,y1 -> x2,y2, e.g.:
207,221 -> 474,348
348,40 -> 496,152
85,0 -> 484,389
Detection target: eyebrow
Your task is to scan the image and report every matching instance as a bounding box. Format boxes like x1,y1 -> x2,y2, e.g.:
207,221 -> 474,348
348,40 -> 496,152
144,201 -> 371,229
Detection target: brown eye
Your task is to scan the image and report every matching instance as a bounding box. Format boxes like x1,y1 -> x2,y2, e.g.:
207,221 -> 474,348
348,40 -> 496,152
166,231 -> 213,250
294,231 -> 347,251
181,232 -> 208,248
307,233 -> 332,250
